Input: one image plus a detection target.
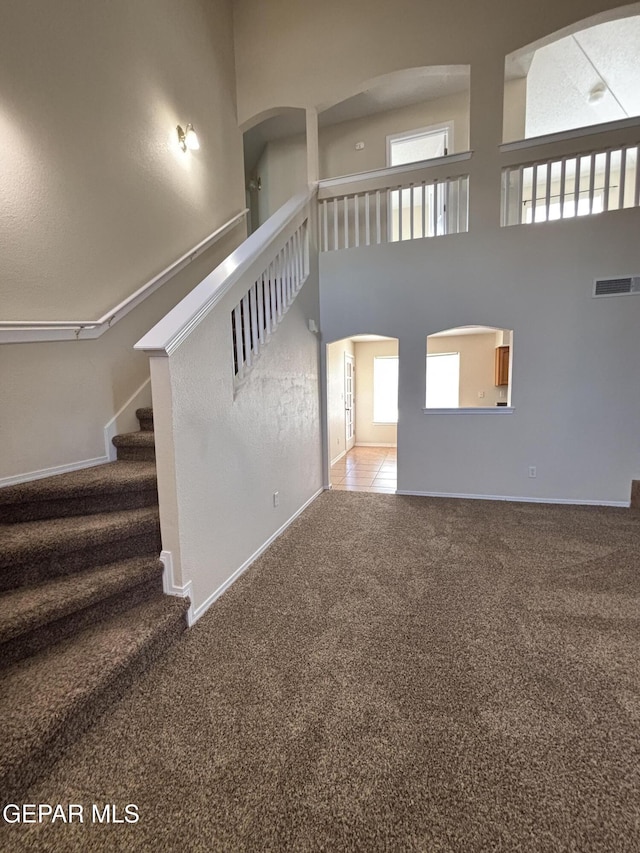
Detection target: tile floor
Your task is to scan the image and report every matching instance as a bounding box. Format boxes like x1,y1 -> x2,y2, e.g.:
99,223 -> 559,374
330,445 -> 397,494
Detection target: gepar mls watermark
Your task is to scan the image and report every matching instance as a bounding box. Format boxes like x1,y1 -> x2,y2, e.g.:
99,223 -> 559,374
3,803 -> 139,824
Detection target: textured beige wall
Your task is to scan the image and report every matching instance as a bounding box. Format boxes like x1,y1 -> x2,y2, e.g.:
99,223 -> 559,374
233,0 -> 627,126
161,263 -> 322,612
0,229 -> 242,479
0,0 -> 244,320
503,78 -> 527,142
427,332 -> 507,408
256,135 -> 308,224
319,92 -> 469,179
0,0 -> 246,477
327,338 -> 355,462
354,339 -> 399,445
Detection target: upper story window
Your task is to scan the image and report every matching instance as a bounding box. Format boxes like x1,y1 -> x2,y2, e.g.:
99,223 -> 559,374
387,122 -> 453,167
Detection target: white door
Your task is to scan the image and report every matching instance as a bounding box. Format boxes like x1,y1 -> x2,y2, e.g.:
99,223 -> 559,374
345,354 -> 355,451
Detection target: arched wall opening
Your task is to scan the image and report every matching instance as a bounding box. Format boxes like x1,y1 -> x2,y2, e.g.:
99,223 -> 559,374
326,334 -> 399,494
317,66 -> 470,180
241,107 -> 307,232
426,326 -> 513,410
503,3 -> 640,142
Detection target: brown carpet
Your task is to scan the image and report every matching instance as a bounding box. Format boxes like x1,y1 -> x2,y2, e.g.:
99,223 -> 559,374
3,491 -> 639,852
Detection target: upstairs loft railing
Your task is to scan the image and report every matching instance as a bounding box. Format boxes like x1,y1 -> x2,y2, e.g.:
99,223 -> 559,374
317,152 -> 471,252
502,140 -> 640,227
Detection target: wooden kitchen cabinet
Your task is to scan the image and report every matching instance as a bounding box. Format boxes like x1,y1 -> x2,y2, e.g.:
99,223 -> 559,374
495,345 -> 509,386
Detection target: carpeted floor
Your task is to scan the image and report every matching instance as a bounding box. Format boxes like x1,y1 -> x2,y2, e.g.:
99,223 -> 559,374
3,491 -> 639,852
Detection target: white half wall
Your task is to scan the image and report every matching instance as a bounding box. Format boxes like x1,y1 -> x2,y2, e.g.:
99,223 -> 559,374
151,263 -> 323,615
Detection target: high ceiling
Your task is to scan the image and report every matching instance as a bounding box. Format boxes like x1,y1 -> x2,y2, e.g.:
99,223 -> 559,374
318,66 -> 470,128
244,13 -> 640,170
511,15 -> 640,137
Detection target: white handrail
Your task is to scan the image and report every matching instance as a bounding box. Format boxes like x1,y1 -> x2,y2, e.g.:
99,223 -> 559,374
0,209 -> 249,344
318,151 -> 473,191
500,115 -> 640,155
136,188 -> 316,357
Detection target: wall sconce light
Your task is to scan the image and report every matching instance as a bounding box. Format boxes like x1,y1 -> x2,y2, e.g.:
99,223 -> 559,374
177,123 -> 200,152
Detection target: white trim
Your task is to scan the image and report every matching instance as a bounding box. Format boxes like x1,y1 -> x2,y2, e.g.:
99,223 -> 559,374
0,210 -> 248,344
0,455 -> 109,489
396,489 -> 628,507
318,151 -> 472,192
104,377 -> 152,461
136,190 -> 314,357
160,550 -> 195,627
423,407 -> 515,414
331,449 -> 347,466
386,121 -> 454,167
500,116 -> 640,154
188,487 -> 323,625
355,442 -> 397,447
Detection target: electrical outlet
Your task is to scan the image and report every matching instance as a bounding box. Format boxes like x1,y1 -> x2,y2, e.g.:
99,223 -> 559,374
273,491 -> 279,507
478,390 -> 485,398
528,466 -> 537,478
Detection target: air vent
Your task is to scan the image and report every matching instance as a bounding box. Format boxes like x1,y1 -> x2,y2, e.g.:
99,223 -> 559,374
593,276 -> 640,297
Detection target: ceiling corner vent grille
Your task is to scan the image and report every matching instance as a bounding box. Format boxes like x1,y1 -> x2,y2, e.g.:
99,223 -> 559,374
593,276 -> 640,297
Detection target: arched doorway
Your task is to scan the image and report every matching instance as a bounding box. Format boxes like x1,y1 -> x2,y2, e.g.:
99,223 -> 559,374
327,334 -> 399,494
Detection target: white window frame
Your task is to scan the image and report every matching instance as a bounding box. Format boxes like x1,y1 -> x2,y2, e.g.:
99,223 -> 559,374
386,121 -> 454,168
386,123 -> 454,243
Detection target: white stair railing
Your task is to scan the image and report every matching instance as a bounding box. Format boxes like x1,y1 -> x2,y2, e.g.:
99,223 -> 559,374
231,220 -> 308,385
502,143 -> 640,227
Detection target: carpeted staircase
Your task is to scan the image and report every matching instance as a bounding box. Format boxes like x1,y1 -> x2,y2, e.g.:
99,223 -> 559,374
0,407 -> 189,796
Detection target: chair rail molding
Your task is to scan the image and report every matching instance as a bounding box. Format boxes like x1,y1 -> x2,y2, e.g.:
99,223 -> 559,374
0,209 -> 248,344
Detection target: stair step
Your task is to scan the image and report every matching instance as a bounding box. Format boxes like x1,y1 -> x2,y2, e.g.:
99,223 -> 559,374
0,461 -> 157,523
136,407 -> 154,431
0,594 -> 188,797
0,556 -> 164,669
0,506 -> 160,592
112,430 -> 155,462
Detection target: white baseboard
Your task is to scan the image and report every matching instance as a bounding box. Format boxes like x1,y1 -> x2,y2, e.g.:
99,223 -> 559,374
355,442 -> 397,448
330,449 -> 346,466
0,455 -> 109,489
396,489 -> 629,508
190,487 -> 324,625
104,377 -> 152,461
160,550 -> 195,627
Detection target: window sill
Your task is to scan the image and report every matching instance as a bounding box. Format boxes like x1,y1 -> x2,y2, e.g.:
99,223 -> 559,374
423,406 -> 514,415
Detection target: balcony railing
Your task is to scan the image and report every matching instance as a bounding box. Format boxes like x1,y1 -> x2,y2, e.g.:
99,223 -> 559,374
318,153 -> 471,252
502,143 -> 640,227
